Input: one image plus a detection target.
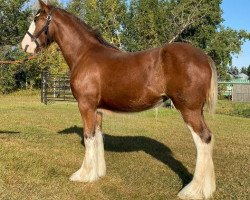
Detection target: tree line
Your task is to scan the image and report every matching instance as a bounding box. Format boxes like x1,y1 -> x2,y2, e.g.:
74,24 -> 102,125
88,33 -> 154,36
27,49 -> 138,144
0,0 -> 250,93
228,65 -> 250,78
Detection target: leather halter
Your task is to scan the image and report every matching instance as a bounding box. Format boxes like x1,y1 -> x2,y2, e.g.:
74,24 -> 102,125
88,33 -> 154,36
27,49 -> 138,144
26,9 -> 54,49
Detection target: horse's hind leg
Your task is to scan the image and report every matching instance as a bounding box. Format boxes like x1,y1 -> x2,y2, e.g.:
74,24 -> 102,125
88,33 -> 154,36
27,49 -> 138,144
95,111 -> 106,177
178,109 -> 216,199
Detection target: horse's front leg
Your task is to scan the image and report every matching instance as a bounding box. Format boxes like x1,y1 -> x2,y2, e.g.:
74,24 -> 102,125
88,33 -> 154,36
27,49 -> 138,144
70,102 -> 99,182
95,111 -> 106,177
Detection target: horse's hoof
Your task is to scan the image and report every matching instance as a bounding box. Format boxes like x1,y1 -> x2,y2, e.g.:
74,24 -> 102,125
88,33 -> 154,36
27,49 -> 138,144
178,191 -> 203,200
69,169 -> 99,182
178,182 -> 204,199
69,171 -> 85,182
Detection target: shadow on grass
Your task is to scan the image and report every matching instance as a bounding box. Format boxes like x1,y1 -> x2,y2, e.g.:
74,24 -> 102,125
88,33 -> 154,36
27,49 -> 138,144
58,125 -> 192,186
0,130 -> 20,134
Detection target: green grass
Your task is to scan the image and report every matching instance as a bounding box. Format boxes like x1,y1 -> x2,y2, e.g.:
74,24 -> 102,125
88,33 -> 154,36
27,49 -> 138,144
0,93 -> 249,200
216,100 -> 250,118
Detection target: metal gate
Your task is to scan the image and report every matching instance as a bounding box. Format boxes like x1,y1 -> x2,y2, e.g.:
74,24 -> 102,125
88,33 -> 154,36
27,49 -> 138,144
41,71 -> 75,104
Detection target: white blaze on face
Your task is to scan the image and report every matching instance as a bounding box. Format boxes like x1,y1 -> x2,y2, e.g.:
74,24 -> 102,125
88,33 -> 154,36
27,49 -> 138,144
21,21 -> 38,54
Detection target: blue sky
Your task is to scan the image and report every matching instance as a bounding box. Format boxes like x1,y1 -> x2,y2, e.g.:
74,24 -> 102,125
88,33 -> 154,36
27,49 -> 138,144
59,0 -> 249,68
221,0 -> 250,68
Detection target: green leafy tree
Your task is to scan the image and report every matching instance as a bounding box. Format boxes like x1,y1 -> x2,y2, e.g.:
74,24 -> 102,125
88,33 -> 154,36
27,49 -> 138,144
0,46 -> 27,93
0,0 -> 31,93
122,0 -> 219,51
122,0 -> 165,51
228,66 -> 239,77
240,65 -> 250,78
67,0 -> 126,47
241,67 -> 247,74
247,65 -> 250,79
67,0 -> 85,18
0,63 -> 17,93
0,0 -> 31,46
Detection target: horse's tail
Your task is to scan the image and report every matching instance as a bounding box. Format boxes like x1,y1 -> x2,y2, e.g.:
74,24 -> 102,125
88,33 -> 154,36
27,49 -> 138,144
206,58 -> 218,114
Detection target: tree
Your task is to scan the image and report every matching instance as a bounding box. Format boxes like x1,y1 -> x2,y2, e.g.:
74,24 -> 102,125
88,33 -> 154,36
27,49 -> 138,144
0,0 -> 32,93
67,0 -> 126,47
247,65 -> 250,79
0,0 -> 31,46
241,67 -> 247,74
67,0 -> 85,18
204,28 -> 249,79
0,46 -> 27,93
228,66 -> 239,77
122,0 -> 166,51
122,0 -> 222,51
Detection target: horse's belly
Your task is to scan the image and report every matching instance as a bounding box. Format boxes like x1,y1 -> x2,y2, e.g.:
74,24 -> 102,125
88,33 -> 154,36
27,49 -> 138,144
99,93 -> 167,112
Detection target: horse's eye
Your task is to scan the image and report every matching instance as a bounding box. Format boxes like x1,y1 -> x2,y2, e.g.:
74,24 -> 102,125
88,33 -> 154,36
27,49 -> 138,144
34,17 -> 38,23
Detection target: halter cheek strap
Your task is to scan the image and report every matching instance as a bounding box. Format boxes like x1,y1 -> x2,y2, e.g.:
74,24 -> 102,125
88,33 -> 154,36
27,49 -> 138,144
27,31 -> 40,47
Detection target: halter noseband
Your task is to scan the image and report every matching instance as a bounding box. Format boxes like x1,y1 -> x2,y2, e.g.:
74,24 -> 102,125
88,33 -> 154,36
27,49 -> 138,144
27,9 -> 54,49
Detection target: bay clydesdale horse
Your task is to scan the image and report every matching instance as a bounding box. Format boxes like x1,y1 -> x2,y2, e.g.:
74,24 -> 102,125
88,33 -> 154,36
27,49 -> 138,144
21,1 -> 217,199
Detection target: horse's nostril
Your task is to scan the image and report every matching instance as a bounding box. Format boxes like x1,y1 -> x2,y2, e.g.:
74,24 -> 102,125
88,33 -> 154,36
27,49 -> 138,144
24,45 -> 29,52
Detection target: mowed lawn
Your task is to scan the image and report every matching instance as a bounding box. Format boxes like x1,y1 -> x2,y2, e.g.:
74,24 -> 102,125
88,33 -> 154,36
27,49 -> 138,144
0,92 -> 249,200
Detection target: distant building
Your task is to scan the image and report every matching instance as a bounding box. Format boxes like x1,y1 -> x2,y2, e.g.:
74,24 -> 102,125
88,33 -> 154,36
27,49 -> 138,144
235,73 -> 249,80
219,73 -> 250,102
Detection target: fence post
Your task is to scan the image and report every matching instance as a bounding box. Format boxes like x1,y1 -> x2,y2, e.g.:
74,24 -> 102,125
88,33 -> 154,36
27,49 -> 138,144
64,76 -> 66,101
44,70 -> 49,105
53,77 -> 56,98
58,78 -> 61,99
41,70 -> 45,103
41,70 -> 49,105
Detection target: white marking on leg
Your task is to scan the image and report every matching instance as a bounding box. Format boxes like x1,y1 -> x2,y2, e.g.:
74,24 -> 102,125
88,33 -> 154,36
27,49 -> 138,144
96,130 -> 106,177
21,21 -> 39,53
178,125 -> 216,199
70,136 -> 99,182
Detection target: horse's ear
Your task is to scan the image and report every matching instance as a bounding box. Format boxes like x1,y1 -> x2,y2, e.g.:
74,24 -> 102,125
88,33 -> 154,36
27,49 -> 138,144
38,0 -> 49,13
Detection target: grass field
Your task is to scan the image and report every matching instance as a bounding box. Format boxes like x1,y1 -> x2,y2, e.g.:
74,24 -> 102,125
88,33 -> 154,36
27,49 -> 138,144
0,92 -> 249,200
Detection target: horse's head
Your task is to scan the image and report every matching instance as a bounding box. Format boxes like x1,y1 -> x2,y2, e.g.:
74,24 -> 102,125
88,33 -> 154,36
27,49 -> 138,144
21,0 -> 55,54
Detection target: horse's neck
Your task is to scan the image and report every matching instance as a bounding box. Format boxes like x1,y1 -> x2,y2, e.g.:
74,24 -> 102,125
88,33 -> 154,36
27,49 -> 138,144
53,14 -> 97,69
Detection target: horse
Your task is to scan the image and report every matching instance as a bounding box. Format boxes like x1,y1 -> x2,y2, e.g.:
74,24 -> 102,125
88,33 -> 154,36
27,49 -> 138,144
21,1 -> 217,199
